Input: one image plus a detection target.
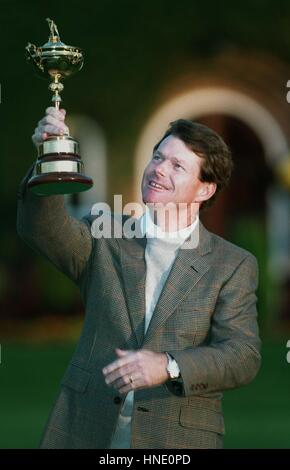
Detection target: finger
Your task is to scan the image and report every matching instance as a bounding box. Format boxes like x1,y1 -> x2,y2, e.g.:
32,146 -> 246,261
38,114 -> 68,131
115,348 -> 131,357
102,354 -> 136,376
45,106 -> 66,120
119,384 -> 135,394
111,374 -> 133,390
32,131 -> 48,146
118,374 -> 142,394
105,364 -> 136,385
39,124 -> 66,136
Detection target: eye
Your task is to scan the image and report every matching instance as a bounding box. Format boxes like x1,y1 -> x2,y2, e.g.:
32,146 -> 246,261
153,154 -> 161,161
174,163 -> 183,170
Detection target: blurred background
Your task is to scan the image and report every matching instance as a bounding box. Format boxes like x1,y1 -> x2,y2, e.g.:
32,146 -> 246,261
0,0 -> 290,448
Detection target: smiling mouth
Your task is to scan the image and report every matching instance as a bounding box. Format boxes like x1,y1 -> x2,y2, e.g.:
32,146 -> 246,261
148,180 -> 168,191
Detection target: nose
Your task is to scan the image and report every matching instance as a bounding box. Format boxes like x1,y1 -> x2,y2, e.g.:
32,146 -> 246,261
155,160 -> 169,177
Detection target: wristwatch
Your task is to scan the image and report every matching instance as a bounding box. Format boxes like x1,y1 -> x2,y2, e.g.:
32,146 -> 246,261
165,352 -> 181,379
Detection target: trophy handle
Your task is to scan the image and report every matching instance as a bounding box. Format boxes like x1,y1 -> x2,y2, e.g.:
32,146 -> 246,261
26,43 -> 44,72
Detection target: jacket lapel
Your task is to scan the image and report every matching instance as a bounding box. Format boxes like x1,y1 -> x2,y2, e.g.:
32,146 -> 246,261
120,218 -> 212,348
143,222 -> 212,344
120,217 -> 147,348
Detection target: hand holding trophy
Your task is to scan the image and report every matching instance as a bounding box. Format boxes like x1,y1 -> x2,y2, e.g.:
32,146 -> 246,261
26,18 -> 93,195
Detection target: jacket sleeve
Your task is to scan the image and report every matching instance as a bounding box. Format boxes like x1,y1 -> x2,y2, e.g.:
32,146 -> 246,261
16,164 -> 93,283
167,254 -> 261,397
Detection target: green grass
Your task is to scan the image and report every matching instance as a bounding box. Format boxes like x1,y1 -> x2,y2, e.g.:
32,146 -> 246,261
0,343 -> 75,449
223,341 -> 290,449
0,341 -> 289,448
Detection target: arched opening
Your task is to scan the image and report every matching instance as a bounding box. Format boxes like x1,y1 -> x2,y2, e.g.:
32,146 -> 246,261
196,114 -> 272,236
196,114 -> 273,325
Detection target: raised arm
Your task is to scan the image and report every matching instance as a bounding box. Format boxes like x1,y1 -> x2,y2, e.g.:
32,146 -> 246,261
16,107 -> 93,283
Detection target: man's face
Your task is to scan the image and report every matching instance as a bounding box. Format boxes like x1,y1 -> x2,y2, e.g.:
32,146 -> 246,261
141,135 -> 214,207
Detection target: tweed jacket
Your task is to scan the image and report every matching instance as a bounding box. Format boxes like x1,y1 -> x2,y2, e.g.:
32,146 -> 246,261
16,166 -> 261,449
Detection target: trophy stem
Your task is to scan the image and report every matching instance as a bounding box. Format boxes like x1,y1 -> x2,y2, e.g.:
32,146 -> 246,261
48,73 -> 64,110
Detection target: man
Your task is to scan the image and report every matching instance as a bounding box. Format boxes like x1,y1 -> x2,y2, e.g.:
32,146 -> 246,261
17,108 -> 261,449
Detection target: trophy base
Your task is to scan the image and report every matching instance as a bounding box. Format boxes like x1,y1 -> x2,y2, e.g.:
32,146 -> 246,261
28,135 -> 94,196
28,172 -> 93,196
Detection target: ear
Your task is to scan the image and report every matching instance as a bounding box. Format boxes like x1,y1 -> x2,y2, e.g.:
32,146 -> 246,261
194,182 -> 217,203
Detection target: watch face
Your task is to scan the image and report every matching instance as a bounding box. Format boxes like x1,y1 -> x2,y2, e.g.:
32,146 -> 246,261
171,368 -> 179,378
166,353 -> 180,378
167,361 -> 179,378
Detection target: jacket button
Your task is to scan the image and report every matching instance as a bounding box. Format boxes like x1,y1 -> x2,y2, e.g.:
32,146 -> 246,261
114,396 -> 122,404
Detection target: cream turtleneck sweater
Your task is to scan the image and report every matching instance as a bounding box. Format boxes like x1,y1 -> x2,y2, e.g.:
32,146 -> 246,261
109,208 -> 199,448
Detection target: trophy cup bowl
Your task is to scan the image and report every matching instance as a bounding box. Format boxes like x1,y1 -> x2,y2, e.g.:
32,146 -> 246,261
26,18 -> 93,196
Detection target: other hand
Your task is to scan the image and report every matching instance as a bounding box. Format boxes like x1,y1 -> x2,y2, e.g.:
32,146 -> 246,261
102,348 -> 169,394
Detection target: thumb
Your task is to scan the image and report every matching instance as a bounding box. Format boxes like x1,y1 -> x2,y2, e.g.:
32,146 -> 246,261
115,348 -> 130,357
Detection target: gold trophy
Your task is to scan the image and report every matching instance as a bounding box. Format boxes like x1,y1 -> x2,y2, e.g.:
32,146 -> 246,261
26,18 -> 93,195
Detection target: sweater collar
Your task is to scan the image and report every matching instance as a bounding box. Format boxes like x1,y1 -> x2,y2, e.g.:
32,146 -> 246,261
140,206 -> 199,245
